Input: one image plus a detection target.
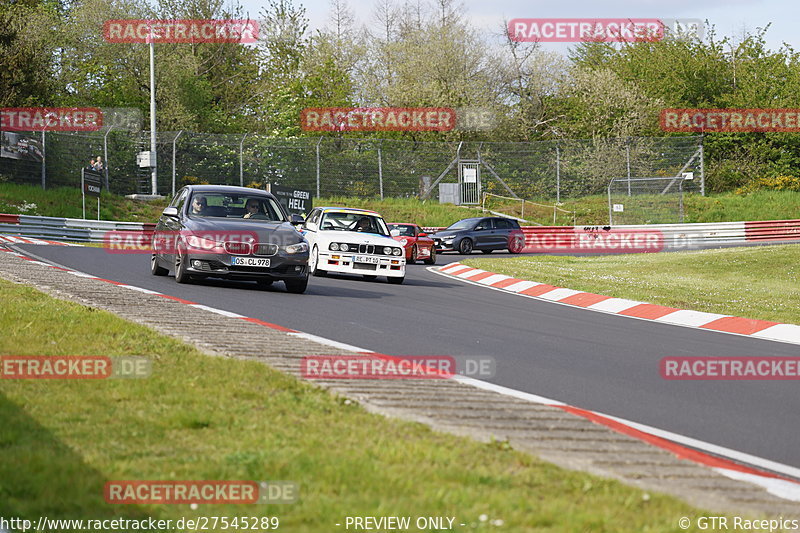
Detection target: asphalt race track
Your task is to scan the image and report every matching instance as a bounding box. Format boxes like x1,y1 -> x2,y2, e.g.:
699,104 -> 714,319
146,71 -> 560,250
15,244 -> 800,474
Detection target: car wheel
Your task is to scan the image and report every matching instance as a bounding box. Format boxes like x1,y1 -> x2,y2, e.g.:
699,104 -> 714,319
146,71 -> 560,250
363,275 -> 378,280
423,246 -> 436,265
458,238 -> 473,255
285,277 -> 308,294
410,245 -> 418,264
508,233 -> 525,254
309,245 -> 327,277
150,254 -> 168,276
387,276 -> 404,285
481,249 -> 493,254
174,246 -> 192,284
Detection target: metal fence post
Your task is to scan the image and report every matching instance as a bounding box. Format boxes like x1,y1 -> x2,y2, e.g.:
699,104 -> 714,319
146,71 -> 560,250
555,143 -> 561,203
40,131 -> 46,190
316,136 -> 322,198
171,130 -> 183,196
239,133 -> 247,187
699,135 -> 705,196
626,138 -> 631,196
103,126 -> 113,190
377,140 -> 384,200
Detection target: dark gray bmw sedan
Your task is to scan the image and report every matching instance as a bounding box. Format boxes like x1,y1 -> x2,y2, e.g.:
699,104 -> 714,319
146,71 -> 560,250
150,185 -> 310,293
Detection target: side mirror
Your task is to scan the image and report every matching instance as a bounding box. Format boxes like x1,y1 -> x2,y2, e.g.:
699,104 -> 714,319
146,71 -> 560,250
390,229 -> 401,237
162,207 -> 178,218
290,214 -> 305,225
418,232 -> 428,237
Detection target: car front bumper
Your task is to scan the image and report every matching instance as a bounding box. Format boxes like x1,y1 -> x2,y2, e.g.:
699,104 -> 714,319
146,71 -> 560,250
319,251 -> 405,277
183,251 -> 309,281
432,238 -> 457,251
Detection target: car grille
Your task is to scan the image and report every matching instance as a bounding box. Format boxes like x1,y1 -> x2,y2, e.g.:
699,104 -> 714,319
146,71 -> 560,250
224,242 -> 251,255
254,243 -> 278,256
337,243 -> 396,255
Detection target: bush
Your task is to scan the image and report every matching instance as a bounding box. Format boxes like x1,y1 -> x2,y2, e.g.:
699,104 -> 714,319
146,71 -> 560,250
735,175 -> 800,195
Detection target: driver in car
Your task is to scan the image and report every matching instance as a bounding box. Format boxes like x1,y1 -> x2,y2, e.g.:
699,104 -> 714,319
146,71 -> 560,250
354,217 -> 372,232
191,195 -> 207,215
243,199 -> 260,219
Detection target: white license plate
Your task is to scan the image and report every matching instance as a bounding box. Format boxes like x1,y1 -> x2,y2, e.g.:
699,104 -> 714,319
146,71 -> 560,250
231,257 -> 270,267
353,255 -> 380,264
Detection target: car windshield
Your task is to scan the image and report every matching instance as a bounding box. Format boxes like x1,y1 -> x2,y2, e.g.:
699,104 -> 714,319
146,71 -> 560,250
389,224 -> 415,237
320,212 -> 389,236
446,219 -> 477,231
188,193 -> 286,221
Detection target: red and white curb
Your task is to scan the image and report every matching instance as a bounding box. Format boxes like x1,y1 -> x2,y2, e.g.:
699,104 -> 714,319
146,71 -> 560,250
0,234 -> 83,246
2,245 -> 799,502
435,262 -> 800,346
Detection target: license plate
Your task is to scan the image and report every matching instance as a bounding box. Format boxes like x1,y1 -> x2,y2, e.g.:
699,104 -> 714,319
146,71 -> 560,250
231,257 -> 270,267
353,255 -> 380,264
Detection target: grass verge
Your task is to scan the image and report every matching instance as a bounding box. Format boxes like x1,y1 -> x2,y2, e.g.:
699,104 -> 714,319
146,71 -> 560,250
463,244 -> 800,325
0,183 -> 168,222
0,278 -> 714,531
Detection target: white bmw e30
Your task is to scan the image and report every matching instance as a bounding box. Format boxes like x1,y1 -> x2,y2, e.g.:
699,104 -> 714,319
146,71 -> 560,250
301,207 -> 406,284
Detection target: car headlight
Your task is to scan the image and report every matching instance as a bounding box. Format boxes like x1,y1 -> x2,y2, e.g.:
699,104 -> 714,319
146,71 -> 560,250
399,239 -> 408,246
329,242 -> 340,251
285,242 -> 309,254
383,246 -> 393,255
443,235 -> 456,242
393,247 -> 402,256
339,243 -> 349,252
184,235 -> 224,253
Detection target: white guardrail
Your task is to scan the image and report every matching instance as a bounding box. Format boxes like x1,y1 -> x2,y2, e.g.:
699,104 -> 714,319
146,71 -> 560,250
0,213 -> 155,243
0,213 -> 798,247
422,219 -> 800,250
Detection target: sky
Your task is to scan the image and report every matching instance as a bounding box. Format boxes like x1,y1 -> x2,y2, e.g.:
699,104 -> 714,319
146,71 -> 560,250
234,0 -> 799,55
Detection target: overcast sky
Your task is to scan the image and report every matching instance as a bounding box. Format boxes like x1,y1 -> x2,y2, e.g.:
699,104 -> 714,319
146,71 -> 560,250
235,0 -> 797,55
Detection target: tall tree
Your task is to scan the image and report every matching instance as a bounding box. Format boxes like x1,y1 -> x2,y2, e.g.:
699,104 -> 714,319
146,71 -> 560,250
0,0 -> 63,106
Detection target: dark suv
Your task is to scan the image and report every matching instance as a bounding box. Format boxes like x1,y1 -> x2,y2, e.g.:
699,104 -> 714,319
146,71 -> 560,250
429,217 -> 524,254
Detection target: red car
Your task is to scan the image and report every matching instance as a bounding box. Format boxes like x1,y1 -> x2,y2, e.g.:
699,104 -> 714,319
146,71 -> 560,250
388,223 -> 436,264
